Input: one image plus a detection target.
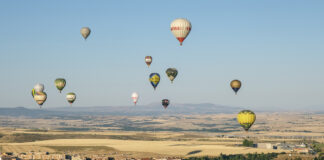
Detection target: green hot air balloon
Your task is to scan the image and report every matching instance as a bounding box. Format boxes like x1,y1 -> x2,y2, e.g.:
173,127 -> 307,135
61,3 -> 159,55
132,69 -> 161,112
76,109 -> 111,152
55,78 -> 66,93
166,68 -> 178,83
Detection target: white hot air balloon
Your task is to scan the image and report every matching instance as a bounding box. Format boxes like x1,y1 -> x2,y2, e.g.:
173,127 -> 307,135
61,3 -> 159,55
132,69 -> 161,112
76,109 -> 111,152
34,83 -> 44,93
170,18 -> 191,46
80,27 -> 91,40
131,92 -> 139,105
66,92 -> 76,105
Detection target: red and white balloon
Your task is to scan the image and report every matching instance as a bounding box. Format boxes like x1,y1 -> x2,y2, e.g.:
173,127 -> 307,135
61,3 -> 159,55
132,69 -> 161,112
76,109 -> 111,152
170,18 -> 191,46
131,92 -> 139,105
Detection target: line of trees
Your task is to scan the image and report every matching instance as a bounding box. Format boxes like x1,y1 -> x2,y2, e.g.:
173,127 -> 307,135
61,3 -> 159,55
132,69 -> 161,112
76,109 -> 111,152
184,153 -> 279,160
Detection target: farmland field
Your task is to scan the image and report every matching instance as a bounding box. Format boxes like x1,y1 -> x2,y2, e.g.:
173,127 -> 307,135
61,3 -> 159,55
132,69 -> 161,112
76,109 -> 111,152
0,112 -> 323,158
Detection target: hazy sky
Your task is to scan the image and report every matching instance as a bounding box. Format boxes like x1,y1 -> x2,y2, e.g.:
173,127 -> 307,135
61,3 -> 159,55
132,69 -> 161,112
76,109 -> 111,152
0,1 -> 323,109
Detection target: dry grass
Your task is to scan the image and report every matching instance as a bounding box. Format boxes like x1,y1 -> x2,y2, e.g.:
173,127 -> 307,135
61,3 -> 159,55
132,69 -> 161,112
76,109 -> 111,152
1,145 -> 55,153
3,139 -> 284,157
45,146 -> 115,154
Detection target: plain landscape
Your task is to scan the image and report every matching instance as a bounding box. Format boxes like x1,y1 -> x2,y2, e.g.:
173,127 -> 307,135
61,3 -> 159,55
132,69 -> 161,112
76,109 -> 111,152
0,104 -> 323,159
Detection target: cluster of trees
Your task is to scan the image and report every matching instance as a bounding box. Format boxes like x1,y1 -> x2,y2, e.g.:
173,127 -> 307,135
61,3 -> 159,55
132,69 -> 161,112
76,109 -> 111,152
242,139 -> 254,147
314,152 -> 324,160
185,153 -> 279,160
311,142 -> 324,153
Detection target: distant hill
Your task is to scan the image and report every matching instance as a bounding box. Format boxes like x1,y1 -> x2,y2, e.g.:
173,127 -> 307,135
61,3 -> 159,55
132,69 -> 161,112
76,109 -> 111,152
0,103 -> 242,118
49,103 -> 242,116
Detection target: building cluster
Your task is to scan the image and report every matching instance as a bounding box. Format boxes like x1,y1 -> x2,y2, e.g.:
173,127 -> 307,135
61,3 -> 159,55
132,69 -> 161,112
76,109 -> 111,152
0,152 -> 182,160
256,143 -> 315,154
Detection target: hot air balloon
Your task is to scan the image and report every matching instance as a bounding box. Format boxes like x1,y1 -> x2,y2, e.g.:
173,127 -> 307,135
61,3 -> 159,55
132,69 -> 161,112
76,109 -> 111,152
145,56 -> 152,67
34,92 -> 47,108
166,68 -> 178,83
170,18 -> 191,46
237,110 -> 256,131
55,78 -> 66,93
149,73 -> 160,90
34,83 -> 44,93
80,27 -> 91,40
66,92 -> 76,105
162,99 -> 169,109
31,89 -> 36,98
131,92 -> 139,105
230,80 -> 241,95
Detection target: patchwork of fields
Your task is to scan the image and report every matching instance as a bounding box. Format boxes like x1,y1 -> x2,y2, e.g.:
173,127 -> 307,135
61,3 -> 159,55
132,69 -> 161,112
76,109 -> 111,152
0,112 -> 323,158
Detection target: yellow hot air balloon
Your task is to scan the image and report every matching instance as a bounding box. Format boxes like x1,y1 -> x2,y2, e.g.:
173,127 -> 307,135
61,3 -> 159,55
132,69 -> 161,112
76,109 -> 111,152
237,110 -> 256,131
230,80 -> 241,95
31,88 -> 36,98
149,73 -> 160,90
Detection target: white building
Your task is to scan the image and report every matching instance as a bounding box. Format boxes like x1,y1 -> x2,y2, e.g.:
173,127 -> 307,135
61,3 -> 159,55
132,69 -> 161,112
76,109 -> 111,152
257,143 -> 273,149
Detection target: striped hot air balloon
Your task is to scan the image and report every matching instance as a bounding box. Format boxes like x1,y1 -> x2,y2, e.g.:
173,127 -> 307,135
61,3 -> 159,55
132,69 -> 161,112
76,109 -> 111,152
170,18 -> 191,46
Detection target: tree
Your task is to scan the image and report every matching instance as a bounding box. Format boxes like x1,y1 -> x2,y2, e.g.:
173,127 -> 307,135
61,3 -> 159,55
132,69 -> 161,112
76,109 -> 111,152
243,139 -> 254,147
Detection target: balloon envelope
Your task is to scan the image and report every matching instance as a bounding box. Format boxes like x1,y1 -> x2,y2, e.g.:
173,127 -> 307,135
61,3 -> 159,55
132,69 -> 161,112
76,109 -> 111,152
80,27 -> 91,40
145,56 -> 152,67
55,78 -> 66,93
162,99 -> 169,109
230,80 -> 241,95
170,18 -> 191,46
131,92 -> 139,105
34,83 -> 44,93
149,73 -> 160,90
237,110 -> 256,131
34,92 -> 47,107
166,68 -> 178,83
66,92 -> 76,104
31,89 -> 36,98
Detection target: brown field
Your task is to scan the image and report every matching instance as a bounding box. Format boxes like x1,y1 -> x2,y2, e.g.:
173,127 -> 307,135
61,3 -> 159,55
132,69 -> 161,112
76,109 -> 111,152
0,132 -> 284,158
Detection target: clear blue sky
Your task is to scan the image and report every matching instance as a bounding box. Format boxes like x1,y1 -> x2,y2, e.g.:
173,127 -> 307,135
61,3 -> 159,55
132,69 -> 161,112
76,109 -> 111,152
0,1 -> 323,109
